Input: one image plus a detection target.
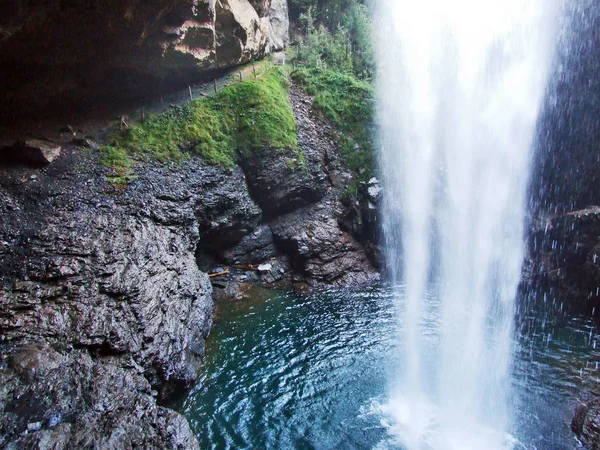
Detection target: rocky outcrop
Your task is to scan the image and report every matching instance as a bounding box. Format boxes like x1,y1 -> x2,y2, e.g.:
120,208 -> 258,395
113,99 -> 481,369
0,149 -> 256,447
0,0 -> 290,119
240,146 -> 327,216
339,177 -> 384,269
1,343 -> 199,450
524,207 -> 600,315
0,76 -> 381,447
573,398 -> 600,450
270,193 -> 379,286
212,83 -> 380,289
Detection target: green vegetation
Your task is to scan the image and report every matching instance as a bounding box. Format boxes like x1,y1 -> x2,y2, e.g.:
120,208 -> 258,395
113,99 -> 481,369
292,67 -> 375,183
293,0 -> 374,80
101,67 -> 298,183
289,0 -> 376,188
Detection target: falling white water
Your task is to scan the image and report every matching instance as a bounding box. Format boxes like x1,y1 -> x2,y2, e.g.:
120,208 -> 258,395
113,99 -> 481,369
374,1 -> 561,449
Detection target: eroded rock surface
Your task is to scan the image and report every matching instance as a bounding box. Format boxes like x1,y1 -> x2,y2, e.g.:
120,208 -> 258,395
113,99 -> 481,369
0,0 -> 290,118
271,193 -> 379,286
0,77 -> 381,448
0,150 -> 240,448
573,398 -> 600,450
212,83 -> 380,289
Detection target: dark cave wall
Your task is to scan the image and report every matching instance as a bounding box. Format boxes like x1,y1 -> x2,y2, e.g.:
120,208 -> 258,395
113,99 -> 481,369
0,0 -> 289,120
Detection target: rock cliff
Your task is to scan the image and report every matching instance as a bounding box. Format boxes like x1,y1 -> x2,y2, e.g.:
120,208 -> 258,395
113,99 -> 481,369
0,77 -> 380,447
0,0 -> 289,119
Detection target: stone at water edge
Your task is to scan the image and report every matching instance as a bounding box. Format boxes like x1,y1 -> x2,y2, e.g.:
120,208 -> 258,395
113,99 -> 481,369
572,398 -> 600,449
14,139 -> 61,165
258,263 -> 273,273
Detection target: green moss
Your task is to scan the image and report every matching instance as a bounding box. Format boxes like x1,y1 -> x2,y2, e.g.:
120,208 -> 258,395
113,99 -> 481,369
101,145 -> 138,184
207,67 -> 299,157
101,67 -> 300,180
291,67 -> 375,182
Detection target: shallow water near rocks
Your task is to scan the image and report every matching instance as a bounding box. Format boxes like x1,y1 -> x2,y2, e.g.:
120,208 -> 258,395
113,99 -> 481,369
178,286 -> 597,450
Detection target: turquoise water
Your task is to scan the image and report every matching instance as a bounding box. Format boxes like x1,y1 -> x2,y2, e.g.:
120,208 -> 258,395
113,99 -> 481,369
179,287 -> 598,449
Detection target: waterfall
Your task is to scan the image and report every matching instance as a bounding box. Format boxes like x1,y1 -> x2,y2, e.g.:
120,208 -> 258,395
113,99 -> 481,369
374,1 -> 561,448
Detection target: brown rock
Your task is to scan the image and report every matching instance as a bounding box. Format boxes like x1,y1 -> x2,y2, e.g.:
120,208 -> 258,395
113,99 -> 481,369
16,139 -> 61,165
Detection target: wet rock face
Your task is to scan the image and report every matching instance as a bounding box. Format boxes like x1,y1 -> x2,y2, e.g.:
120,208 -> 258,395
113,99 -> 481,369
270,194 -> 380,286
195,167 -> 262,252
0,78 -> 381,447
240,146 -> 328,216
573,399 -> 600,450
217,84 -> 380,288
0,150 -> 233,448
339,177 -> 384,269
0,0 -> 289,118
524,207 -> 600,314
0,344 -> 200,450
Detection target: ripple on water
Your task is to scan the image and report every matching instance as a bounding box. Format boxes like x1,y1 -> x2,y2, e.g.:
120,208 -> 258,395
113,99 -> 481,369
179,287 -> 596,450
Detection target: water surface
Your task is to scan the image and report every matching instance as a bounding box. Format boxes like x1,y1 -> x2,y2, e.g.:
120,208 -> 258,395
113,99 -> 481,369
180,287 -> 598,450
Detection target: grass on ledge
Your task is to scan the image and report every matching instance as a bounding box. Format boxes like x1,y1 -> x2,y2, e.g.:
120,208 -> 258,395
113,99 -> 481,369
291,67 -> 375,184
101,67 -> 299,182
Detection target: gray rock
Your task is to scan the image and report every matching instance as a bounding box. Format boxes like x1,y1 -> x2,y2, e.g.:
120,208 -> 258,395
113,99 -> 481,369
221,224 -> 278,265
195,167 -> 262,253
0,343 -> 199,450
257,263 -> 273,272
1,139 -> 61,165
240,146 -> 328,216
271,193 -> 379,287
572,398 -> 600,450
0,150 -> 224,448
267,0 -> 290,52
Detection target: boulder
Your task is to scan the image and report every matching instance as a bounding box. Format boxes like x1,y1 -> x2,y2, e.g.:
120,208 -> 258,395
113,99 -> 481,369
271,193 -> 380,286
240,146 -> 328,216
0,139 -> 61,165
